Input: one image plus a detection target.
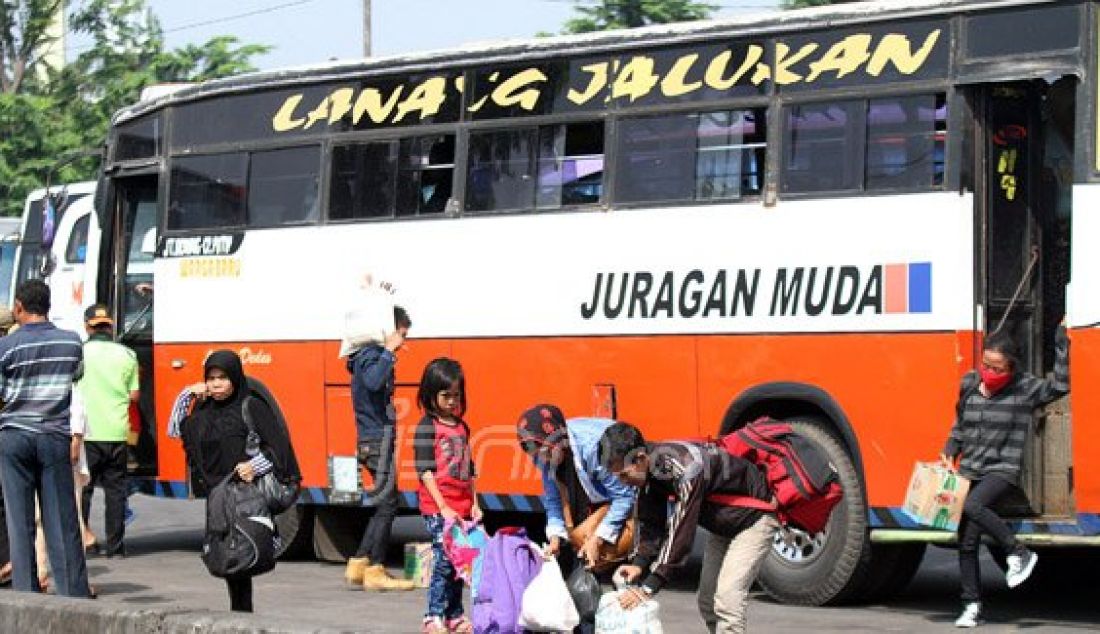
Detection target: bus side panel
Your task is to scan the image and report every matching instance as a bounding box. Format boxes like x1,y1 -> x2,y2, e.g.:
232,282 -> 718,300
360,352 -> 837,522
450,336 -> 700,498
696,331 -> 967,507
154,341 -> 329,488
1069,328 -> 1100,513
322,339 -> 452,493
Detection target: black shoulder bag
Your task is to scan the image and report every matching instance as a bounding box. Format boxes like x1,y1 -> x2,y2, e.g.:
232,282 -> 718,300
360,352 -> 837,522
242,394 -> 301,515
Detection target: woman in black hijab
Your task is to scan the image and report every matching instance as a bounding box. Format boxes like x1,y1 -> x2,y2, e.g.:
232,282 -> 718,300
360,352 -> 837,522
180,350 -> 300,613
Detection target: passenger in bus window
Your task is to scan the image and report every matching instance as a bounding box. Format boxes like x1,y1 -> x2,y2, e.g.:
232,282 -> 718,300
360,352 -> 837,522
941,319 -> 1069,628
344,306 -> 416,592
601,422 -> 776,634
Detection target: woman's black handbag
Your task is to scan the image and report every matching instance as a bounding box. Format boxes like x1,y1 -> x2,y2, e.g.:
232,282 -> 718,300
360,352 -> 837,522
242,394 -> 301,514
201,474 -> 277,579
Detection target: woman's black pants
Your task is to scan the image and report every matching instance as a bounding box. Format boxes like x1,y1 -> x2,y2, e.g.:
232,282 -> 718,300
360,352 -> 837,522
226,576 -> 253,612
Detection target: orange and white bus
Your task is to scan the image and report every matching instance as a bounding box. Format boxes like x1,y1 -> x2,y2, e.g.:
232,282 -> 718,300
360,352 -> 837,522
94,0 -> 1100,605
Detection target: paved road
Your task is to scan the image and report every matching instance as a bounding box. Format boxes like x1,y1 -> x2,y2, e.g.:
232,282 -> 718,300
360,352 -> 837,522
56,493 -> 1100,632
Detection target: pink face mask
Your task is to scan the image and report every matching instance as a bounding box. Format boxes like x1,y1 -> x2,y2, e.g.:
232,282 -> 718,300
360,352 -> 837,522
980,367 -> 1012,394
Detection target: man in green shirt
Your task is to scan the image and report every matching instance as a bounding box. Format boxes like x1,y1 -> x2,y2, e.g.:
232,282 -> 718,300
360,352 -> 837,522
78,304 -> 139,558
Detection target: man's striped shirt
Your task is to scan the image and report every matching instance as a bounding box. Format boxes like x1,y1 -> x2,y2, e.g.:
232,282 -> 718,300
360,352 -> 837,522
0,322 -> 83,436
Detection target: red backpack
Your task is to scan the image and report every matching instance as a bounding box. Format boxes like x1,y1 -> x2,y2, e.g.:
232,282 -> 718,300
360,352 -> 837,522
707,418 -> 844,535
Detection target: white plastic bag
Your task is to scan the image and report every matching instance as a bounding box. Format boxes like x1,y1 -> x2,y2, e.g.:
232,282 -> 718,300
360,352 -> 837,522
595,588 -> 663,634
338,274 -> 397,358
518,552 -> 580,632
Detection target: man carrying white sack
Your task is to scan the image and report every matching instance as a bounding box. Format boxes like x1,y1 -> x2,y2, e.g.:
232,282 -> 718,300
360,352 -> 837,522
340,277 -> 415,592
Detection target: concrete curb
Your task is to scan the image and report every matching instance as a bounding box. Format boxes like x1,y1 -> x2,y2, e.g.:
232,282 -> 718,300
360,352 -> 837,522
0,590 -> 372,633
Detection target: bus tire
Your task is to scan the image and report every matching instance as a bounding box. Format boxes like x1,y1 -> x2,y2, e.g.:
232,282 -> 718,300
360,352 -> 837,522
312,506 -> 367,563
274,504 -> 314,560
859,542 -> 926,602
755,416 -> 872,606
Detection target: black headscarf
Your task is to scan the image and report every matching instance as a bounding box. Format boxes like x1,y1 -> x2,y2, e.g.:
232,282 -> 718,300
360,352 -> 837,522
181,350 -> 299,493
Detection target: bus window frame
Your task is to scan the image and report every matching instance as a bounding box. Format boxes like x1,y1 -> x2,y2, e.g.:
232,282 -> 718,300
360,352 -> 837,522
462,116 -> 609,215
604,96 -> 771,210
324,127 -> 462,225
162,141 -> 324,235
775,82 -> 952,200
959,3 -> 1083,64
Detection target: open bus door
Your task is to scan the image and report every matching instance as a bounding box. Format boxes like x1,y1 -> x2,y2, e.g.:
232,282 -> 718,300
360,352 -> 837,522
972,77 -> 1075,518
102,174 -> 159,477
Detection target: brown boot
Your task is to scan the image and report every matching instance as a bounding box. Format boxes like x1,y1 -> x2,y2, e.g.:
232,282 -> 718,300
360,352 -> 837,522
345,557 -> 371,587
361,564 -> 415,591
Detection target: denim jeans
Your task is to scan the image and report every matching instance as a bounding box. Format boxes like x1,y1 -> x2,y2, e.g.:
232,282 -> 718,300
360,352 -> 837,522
423,514 -> 464,620
355,430 -> 398,562
0,428 -> 90,597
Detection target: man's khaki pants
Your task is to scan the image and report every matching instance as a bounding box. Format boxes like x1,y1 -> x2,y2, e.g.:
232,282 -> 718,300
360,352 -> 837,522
697,514 -> 779,634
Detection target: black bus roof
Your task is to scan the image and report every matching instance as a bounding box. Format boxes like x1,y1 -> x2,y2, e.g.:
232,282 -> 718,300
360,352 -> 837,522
113,0 -> 1065,125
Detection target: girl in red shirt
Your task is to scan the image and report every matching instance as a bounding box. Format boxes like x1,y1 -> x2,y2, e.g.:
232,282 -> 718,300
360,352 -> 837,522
414,358 -> 480,634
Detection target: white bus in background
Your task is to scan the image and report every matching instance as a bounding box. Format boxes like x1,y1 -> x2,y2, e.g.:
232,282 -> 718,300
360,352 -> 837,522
0,216 -> 21,307
13,182 -> 101,333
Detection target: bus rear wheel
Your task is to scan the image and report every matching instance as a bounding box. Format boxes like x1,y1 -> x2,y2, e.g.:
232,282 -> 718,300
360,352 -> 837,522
274,504 -> 314,560
755,417 -> 873,606
312,506 -> 368,562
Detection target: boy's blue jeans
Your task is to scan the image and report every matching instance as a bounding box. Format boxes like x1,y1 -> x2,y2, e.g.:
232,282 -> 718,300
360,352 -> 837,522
423,514 -> 464,620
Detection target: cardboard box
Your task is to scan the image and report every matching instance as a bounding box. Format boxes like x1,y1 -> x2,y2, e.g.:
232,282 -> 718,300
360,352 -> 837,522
404,542 -> 433,588
902,462 -> 970,531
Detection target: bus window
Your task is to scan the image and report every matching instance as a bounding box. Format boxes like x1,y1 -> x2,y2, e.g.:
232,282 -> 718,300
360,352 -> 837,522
329,134 -> 455,221
783,101 -> 862,194
397,135 -> 455,216
865,94 -> 947,191
783,94 -> 947,195
168,153 -> 247,230
247,145 -> 321,227
65,214 -> 90,264
467,122 -> 604,213
330,142 -> 398,220
114,114 -> 162,162
536,121 -> 604,210
616,109 -> 765,204
466,128 -> 537,213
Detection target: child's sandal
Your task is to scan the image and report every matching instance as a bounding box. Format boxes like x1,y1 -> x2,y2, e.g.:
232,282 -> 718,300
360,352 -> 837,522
446,616 -> 473,634
422,617 -> 447,634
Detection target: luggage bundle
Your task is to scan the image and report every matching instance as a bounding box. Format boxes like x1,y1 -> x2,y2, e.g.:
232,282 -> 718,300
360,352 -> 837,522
708,418 -> 844,535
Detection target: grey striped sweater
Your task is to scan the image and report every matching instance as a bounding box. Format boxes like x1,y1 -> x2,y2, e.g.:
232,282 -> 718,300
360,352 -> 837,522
944,326 -> 1069,482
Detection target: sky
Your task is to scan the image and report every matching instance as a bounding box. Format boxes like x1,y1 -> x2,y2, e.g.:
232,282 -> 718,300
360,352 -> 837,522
111,0 -> 784,72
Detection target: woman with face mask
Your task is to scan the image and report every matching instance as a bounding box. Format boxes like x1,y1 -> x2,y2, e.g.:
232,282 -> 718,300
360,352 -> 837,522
942,320 -> 1069,628
180,350 -> 300,613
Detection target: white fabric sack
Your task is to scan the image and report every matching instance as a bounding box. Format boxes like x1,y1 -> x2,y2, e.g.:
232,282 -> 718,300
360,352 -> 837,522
70,387 -> 90,483
338,277 -> 397,358
595,590 -> 663,634
519,553 -> 580,632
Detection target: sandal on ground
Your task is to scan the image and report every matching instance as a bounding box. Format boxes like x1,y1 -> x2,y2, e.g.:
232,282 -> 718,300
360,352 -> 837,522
446,616 -> 473,634
37,575 -> 49,594
422,617 -> 447,634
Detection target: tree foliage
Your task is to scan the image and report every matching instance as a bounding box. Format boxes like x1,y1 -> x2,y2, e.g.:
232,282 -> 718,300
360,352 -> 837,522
0,0 -> 269,216
782,0 -> 864,8
561,0 -> 717,34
